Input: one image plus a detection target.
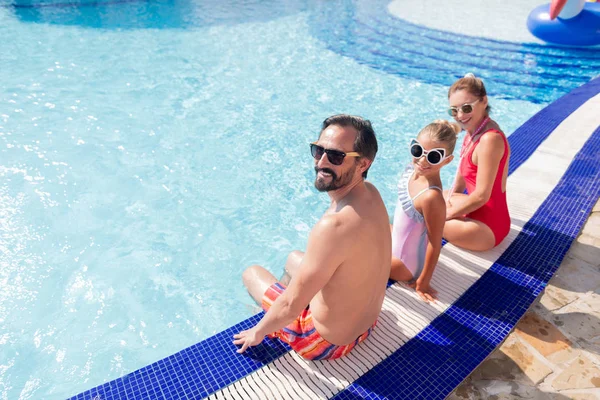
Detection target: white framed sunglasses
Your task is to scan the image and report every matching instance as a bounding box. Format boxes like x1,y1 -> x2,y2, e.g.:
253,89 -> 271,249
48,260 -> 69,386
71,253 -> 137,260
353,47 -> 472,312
447,98 -> 480,117
409,139 -> 448,165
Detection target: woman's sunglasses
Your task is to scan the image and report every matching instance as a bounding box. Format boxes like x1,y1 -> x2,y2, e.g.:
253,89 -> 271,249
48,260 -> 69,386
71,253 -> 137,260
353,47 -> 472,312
310,142 -> 360,166
410,139 -> 448,165
447,99 -> 480,117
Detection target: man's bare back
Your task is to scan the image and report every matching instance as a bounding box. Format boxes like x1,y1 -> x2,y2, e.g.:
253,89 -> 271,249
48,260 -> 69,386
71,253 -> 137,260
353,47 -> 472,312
233,115 -> 390,360
309,182 -> 390,344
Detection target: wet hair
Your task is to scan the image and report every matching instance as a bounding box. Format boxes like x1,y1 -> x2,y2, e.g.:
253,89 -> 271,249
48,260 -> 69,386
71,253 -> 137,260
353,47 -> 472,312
418,120 -> 460,155
321,114 -> 378,178
448,73 -> 491,113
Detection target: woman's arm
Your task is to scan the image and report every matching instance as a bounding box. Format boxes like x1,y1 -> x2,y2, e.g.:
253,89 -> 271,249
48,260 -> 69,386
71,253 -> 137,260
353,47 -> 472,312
446,172 -> 466,202
414,190 -> 446,302
447,131 -> 505,219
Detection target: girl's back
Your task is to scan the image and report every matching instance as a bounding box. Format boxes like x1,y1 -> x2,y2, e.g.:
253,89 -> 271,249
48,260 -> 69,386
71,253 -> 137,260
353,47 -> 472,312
392,165 -> 441,280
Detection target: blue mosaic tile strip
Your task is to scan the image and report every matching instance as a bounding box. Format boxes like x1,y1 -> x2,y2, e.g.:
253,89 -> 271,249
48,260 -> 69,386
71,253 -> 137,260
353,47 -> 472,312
69,313 -> 290,400
332,88 -> 600,399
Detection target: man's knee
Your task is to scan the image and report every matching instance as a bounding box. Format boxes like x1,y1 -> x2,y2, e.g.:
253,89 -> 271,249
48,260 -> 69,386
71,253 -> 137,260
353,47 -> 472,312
243,265 -> 277,290
242,265 -> 278,304
242,265 -> 262,286
242,265 -> 262,288
285,250 -> 303,271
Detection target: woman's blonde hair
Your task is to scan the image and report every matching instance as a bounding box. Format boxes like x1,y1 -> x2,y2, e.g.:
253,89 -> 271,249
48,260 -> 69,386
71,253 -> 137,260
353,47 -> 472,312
418,120 -> 460,155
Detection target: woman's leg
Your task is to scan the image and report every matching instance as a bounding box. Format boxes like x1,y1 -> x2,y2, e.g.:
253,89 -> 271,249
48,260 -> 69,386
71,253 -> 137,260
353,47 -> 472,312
443,218 -> 496,251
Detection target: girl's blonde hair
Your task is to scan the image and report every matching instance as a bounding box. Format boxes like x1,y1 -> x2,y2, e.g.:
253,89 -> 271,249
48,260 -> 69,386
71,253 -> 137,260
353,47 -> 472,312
418,120 -> 460,155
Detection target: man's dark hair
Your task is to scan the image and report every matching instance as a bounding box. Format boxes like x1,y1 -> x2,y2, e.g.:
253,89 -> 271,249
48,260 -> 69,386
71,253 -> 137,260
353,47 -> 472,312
321,114 -> 378,178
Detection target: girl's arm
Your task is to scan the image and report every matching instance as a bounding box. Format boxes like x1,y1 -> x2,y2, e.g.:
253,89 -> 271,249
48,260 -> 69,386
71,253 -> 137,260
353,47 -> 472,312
415,190 -> 446,302
447,131 -> 505,219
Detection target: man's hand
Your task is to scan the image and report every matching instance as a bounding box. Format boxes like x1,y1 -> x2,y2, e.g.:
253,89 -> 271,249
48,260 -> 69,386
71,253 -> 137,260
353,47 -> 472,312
233,327 -> 265,353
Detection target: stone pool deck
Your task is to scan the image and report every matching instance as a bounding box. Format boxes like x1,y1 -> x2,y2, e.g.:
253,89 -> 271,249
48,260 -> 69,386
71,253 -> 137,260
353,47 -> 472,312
449,198 -> 600,400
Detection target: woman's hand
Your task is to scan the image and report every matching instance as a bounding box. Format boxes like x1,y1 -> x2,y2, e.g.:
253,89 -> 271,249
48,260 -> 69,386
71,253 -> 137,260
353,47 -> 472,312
233,327 -> 266,353
446,204 -> 459,220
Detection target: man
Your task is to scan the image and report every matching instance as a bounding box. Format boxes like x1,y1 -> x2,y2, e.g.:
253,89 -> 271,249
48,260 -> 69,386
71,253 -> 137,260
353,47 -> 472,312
233,114 -> 391,360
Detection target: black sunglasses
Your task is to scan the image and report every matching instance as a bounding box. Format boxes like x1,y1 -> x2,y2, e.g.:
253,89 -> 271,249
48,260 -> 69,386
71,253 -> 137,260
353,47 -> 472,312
409,139 -> 447,165
447,99 -> 480,117
310,142 -> 360,166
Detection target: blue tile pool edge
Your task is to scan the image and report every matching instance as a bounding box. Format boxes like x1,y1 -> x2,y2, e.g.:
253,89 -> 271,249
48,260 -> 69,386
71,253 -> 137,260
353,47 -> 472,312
70,76 -> 600,400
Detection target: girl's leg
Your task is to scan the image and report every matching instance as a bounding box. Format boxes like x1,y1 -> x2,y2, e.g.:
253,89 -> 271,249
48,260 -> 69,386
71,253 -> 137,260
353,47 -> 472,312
390,256 -> 414,282
443,218 -> 496,251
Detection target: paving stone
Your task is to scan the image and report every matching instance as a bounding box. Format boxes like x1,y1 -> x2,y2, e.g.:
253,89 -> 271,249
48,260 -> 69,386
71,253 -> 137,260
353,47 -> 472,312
572,236 -> 600,266
547,255 -> 600,294
551,355 -> 600,391
477,381 -> 542,399
549,392 -> 600,400
470,335 -> 553,385
546,346 -> 582,366
549,296 -> 600,349
582,213 -> 600,240
447,378 -> 482,400
553,292 -> 600,318
515,312 -> 572,357
539,284 -> 581,312
583,212 -> 600,233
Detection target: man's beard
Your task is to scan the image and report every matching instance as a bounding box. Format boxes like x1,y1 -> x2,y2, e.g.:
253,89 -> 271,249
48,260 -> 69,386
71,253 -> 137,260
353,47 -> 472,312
314,164 -> 356,192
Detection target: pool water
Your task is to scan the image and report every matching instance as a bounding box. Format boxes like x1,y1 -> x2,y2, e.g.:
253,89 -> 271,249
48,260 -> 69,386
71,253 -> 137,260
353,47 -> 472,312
0,0 -> 598,398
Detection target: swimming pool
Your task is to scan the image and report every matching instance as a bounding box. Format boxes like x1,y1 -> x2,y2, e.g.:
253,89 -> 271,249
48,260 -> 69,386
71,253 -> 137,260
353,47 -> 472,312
1,0 -> 598,398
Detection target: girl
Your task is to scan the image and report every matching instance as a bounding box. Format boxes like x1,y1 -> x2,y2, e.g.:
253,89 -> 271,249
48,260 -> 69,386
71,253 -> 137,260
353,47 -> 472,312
391,120 -> 459,302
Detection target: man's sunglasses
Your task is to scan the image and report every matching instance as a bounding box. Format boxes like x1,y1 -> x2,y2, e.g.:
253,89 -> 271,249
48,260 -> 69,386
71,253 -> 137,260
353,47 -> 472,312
310,142 -> 360,166
447,99 -> 480,117
410,139 -> 448,165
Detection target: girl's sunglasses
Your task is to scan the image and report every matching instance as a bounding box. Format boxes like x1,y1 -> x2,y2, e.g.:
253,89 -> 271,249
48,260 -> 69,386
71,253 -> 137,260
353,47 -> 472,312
447,98 -> 480,117
410,139 -> 448,165
310,142 -> 360,166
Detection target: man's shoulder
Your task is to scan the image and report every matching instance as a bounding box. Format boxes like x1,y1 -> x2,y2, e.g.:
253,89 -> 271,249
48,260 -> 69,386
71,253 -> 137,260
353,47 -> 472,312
313,209 -> 363,243
364,181 -> 382,197
314,212 -> 346,234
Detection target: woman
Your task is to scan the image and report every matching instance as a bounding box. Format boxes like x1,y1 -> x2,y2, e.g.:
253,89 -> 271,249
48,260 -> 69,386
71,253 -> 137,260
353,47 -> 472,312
444,74 -> 511,251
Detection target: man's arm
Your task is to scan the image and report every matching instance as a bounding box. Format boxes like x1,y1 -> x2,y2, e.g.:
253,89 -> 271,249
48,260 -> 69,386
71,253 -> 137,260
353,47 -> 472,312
233,216 -> 347,353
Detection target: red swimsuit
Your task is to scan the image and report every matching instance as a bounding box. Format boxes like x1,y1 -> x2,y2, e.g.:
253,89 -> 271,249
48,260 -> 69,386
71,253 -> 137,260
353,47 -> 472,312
459,129 -> 510,246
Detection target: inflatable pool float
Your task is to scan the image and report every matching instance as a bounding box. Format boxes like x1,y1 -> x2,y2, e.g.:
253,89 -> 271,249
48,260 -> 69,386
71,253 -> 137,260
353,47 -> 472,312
527,0 -> 600,46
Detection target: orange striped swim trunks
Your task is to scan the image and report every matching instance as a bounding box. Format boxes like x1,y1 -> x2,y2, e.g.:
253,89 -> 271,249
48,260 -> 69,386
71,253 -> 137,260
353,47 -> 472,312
261,282 -> 375,360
